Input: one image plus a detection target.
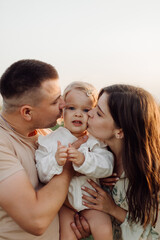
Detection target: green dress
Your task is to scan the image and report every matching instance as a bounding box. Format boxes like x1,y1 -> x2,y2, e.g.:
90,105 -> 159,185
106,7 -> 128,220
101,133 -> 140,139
110,173 -> 160,240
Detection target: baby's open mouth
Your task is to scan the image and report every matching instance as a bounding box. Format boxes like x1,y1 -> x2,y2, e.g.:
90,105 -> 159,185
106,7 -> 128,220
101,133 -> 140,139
72,120 -> 82,126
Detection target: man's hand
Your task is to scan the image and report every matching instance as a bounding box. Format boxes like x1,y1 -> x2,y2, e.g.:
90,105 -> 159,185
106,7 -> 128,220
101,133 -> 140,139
71,213 -> 91,239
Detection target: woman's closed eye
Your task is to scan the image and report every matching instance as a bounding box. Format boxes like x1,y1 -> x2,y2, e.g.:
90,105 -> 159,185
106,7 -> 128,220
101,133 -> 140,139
97,112 -> 102,117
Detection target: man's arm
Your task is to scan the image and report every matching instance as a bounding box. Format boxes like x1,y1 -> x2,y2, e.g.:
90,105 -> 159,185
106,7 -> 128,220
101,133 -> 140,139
0,161 -> 73,236
0,135 -> 88,236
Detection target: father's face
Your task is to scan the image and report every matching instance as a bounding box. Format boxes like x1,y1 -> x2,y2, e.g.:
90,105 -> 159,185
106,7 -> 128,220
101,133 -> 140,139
33,79 -> 65,129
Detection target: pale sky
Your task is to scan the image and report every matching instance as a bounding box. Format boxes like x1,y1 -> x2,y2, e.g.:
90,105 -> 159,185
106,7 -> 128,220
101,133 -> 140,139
0,0 -> 160,103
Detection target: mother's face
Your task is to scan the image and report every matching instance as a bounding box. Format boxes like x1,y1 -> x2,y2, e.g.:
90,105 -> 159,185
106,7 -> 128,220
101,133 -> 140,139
87,92 -> 117,143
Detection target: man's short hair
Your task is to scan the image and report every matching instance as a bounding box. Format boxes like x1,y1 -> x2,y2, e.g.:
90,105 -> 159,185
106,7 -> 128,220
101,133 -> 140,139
0,59 -> 59,112
0,59 -> 59,99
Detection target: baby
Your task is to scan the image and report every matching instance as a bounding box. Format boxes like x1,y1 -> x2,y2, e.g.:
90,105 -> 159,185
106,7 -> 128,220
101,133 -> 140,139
35,81 -> 114,240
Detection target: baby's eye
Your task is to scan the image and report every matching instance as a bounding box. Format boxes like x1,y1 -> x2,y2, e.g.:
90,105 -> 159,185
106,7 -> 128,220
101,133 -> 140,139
68,107 -> 75,110
83,109 -> 90,112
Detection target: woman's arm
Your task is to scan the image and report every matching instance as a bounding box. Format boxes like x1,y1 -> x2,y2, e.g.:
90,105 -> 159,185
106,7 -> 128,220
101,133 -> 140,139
81,179 -> 158,240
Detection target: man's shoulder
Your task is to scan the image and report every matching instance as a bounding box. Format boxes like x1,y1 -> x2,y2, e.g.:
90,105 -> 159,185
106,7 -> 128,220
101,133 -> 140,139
0,126 -> 13,144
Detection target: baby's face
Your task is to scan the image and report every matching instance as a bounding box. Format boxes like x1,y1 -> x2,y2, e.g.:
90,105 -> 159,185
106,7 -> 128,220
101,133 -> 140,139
63,89 -> 94,138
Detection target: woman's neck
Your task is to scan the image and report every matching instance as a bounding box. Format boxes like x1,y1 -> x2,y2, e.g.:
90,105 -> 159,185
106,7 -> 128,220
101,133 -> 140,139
114,158 -> 123,177
109,140 -> 124,177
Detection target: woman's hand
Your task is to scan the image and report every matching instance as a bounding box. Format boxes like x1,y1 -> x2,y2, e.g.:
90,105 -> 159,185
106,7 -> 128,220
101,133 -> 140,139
71,213 -> 91,239
82,179 -> 117,215
71,135 -> 88,149
82,179 -> 127,223
100,173 -> 119,187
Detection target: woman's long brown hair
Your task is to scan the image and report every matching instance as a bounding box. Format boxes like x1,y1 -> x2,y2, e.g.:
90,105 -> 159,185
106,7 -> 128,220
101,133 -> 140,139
99,84 -> 160,226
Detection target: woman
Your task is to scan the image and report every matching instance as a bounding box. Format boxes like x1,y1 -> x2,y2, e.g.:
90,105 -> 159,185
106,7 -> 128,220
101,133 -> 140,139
80,84 -> 160,240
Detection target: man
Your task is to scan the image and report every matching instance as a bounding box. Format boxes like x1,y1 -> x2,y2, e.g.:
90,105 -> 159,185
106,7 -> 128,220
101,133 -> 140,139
0,59 -> 89,240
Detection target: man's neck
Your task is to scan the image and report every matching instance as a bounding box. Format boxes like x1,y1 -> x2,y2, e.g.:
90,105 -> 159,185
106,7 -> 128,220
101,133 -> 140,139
1,111 -> 34,137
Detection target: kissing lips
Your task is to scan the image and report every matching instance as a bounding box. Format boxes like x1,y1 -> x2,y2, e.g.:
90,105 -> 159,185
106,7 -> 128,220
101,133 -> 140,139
72,120 -> 82,126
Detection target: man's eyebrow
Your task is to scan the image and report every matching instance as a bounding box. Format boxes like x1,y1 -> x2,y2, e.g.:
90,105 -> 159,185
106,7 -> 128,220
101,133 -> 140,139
97,105 -> 105,115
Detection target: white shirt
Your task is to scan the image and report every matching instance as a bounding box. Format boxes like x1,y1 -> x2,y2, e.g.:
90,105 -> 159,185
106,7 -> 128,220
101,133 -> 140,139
35,127 -> 114,211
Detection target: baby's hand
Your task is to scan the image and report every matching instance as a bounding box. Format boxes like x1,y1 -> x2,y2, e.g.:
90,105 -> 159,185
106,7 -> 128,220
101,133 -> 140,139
67,143 -> 85,166
55,141 -> 68,166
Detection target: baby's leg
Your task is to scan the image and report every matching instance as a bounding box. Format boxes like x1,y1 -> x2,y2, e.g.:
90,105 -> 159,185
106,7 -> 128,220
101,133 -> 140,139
81,209 -> 113,240
59,205 -> 77,240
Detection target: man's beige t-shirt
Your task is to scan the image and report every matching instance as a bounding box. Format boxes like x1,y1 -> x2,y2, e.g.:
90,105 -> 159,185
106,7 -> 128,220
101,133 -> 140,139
0,117 -> 59,240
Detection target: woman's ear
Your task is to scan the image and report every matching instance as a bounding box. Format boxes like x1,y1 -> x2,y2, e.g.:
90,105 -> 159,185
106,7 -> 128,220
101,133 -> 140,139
115,128 -> 124,139
20,105 -> 33,121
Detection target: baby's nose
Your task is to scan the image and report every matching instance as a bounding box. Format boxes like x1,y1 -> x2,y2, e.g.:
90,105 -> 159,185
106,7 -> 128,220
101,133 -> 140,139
74,111 -> 82,117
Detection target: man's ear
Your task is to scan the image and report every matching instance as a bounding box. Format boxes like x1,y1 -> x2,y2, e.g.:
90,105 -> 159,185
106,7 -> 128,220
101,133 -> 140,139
20,105 -> 33,121
114,128 -> 124,139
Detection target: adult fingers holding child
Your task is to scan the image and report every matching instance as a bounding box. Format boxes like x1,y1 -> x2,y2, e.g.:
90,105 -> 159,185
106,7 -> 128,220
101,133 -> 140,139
82,179 -> 117,214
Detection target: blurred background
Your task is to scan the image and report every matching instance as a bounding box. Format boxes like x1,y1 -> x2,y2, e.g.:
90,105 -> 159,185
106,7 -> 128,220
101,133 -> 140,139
0,0 -> 160,105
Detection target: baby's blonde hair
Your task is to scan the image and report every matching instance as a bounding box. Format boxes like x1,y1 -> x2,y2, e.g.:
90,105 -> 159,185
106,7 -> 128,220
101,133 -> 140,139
63,81 -> 98,107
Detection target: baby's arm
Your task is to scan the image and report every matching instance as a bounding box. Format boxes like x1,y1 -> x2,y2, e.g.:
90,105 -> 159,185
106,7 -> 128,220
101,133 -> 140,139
73,145 -> 114,178
67,143 -> 114,178
35,127 -> 80,183
35,140 -> 66,183
67,144 -> 85,167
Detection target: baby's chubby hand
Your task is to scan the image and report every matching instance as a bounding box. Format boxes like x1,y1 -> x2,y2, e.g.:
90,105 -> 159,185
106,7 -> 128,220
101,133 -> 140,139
67,143 -> 85,167
55,141 -> 68,166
